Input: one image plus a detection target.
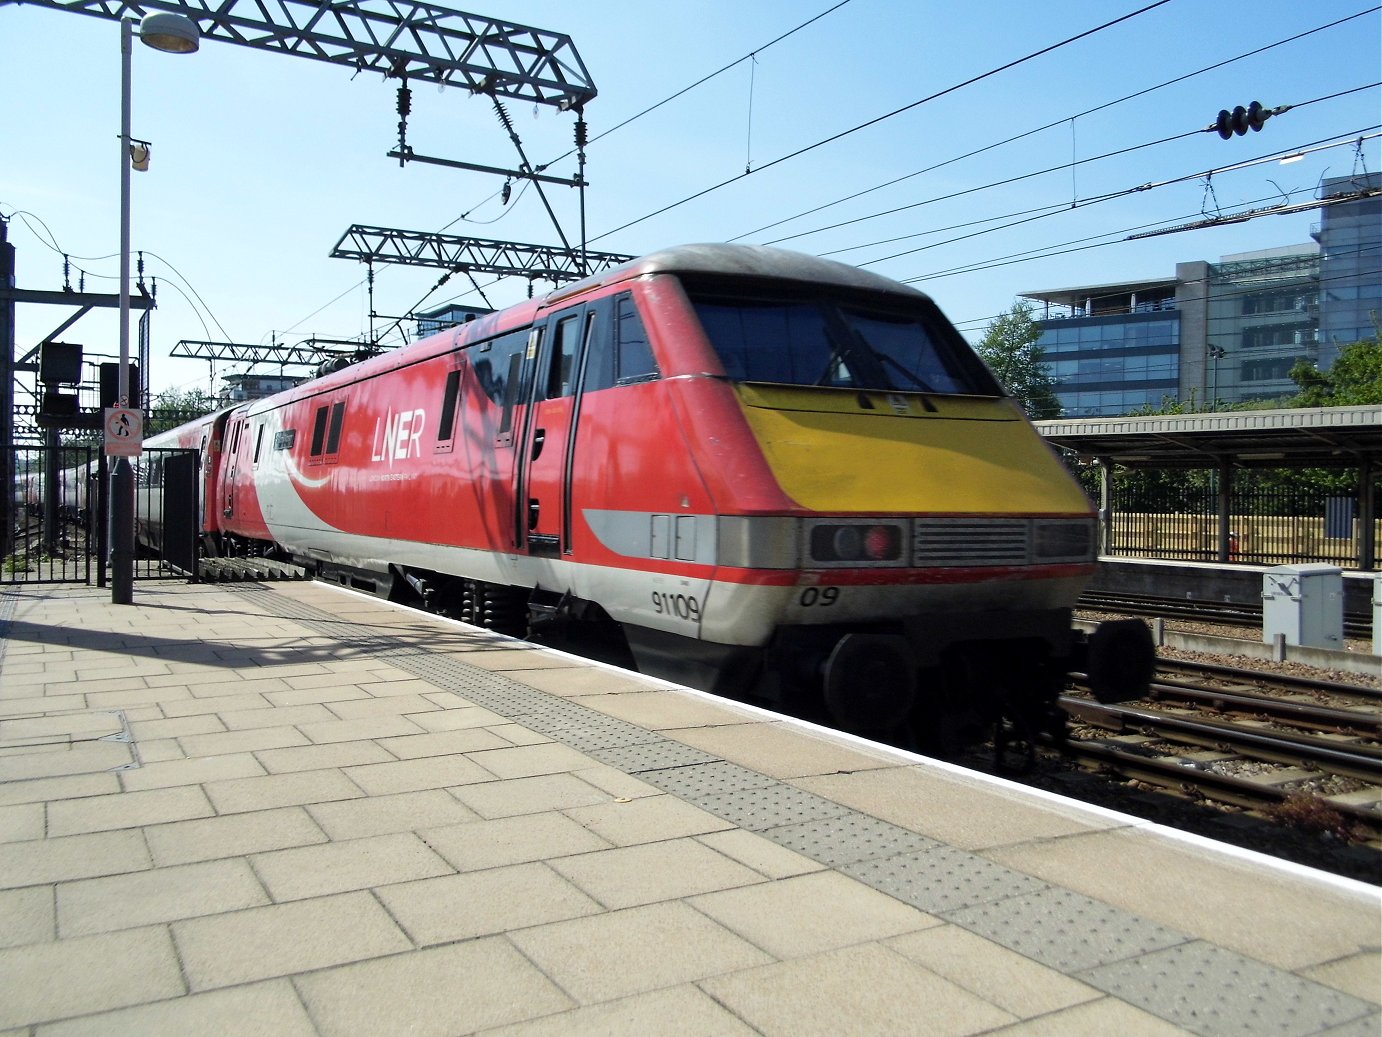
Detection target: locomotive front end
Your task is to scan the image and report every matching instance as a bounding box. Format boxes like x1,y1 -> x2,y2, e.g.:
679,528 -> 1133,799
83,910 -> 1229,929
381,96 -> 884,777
659,249 -> 1121,743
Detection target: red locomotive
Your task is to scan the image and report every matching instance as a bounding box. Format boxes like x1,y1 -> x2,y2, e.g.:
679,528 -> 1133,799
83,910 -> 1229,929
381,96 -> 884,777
144,244 -> 1149,745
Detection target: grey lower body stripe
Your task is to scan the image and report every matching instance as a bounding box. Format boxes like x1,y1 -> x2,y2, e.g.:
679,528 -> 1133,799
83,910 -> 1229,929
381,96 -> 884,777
234,585 -> 1378,1037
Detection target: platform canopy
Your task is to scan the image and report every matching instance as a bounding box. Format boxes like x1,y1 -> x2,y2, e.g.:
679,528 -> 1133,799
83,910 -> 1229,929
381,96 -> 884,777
1035,406 -> 1382,470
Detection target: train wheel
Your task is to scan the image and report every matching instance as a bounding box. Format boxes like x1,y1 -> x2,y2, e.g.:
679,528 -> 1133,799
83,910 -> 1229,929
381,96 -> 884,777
822,633 -> 916,733
1086,619 -> 1155,704
992,692 -> 1038,775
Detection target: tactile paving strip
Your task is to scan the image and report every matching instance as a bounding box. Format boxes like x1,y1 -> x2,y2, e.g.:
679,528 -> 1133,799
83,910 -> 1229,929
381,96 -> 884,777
763,814 -> 940,867
691,783 -> 854,832
634,759 -> 779,799
587,742 -> 720,773
843,846 -> 1048,916
1079,940 -> 1377,1037
227,585 -> 1381,1037
945,885 -> 1188,973
518,714 -> 663,753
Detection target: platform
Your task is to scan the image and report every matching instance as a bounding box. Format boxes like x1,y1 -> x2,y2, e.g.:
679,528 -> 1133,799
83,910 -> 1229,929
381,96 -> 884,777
1,579 -> 1378,1036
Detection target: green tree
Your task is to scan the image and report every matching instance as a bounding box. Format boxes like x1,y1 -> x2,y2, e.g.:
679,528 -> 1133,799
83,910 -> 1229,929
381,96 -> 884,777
1288,331 -> 1382,407
147,387 -> 219,436
975,301 -> 1062,419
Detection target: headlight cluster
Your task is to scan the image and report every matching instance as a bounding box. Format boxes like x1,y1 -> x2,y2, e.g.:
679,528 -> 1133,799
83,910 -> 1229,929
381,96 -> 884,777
805,517 -> 1094,567
809,523 -> 904,563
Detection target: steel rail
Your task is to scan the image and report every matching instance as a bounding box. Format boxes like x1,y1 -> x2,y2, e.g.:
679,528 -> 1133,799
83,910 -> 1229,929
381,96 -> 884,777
1154,657 -> 1382,702
1145,681 -> 1382,736
1079,590 -> 1372,639
1065,738 -> 1382,827
1061,696 -> 1382,784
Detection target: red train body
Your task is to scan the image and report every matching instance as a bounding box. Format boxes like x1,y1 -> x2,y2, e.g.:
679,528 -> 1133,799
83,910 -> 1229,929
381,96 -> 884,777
144,245 -> 1146,741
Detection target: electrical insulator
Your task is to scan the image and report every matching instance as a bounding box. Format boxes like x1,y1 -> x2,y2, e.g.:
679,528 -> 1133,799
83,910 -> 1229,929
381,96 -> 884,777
397,84 -> 412,118
1215,100 -> 1269,139
501,178 -> 512,205
574,118 -> 588,149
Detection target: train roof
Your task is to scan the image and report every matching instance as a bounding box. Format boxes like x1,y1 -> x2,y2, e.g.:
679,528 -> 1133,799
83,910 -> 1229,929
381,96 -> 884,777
572,243 -> 932,301
233,245 -> 939,408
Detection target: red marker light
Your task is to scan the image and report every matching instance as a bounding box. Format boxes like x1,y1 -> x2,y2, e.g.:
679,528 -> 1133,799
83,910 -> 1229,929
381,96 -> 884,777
864,525 -> 896,561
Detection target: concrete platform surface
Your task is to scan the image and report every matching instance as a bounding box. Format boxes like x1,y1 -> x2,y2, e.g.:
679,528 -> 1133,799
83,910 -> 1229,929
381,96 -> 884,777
0,579 -> 1378,1037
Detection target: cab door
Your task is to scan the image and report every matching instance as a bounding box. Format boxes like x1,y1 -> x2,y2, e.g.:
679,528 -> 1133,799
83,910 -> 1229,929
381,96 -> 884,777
515,305 -> 594,555
220,416 -> 246,519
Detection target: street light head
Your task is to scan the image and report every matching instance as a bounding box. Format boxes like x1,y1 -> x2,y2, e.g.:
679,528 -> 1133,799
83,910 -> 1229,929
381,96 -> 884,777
139,12 -> 201,54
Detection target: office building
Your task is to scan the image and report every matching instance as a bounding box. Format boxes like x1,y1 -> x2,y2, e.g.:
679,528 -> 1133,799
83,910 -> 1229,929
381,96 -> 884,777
1021,173 -> 1380,417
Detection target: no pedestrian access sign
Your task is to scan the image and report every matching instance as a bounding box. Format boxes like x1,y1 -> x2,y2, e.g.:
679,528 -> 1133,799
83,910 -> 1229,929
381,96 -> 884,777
104,407 -> 143,457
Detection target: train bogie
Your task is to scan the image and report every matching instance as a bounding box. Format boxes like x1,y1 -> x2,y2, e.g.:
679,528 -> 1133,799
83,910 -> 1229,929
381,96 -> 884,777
144,244 -> 1148,747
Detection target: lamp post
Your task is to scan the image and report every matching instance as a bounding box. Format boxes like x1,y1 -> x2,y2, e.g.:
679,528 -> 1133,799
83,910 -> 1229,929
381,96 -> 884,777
1207,345 -> 1227,409
113,12 -> 199,604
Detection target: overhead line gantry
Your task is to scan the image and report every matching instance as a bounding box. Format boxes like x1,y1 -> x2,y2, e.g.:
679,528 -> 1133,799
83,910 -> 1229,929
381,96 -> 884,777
330,226 -> 634,283
0,0 -> 596,110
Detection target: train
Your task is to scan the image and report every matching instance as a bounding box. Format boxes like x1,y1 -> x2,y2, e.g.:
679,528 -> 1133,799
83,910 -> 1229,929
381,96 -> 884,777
12,459 -> 96,523
140,244 -> 1151,745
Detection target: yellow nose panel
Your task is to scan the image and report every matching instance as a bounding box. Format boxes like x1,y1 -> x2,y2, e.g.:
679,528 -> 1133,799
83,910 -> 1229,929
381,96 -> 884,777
735,385 -> 1091,515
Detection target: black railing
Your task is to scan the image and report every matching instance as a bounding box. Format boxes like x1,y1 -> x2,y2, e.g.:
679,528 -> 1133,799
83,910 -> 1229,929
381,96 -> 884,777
1083,467 -> 1372,567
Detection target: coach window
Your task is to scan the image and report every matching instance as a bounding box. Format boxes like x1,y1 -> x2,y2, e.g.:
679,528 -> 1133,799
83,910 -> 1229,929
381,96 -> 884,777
324,401 -> 346,459
309,405 -> 329,458
435,367 -> 463,453
498,328 -> 540,445
253,424 -> 265,466
614,294 -> 656,384
546,314 -> 581,399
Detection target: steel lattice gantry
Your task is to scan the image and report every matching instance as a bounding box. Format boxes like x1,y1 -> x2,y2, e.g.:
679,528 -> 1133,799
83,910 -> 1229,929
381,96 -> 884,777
331,225 -> 634,283
0,0 -> 597,109
171,338 -> 365,369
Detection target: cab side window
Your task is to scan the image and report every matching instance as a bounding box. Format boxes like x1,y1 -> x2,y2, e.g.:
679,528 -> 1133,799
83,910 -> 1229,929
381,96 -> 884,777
583,293 -> 657,392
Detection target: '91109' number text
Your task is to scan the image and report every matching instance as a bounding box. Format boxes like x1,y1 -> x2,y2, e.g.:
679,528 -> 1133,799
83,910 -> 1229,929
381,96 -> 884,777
652,591 -> 701,621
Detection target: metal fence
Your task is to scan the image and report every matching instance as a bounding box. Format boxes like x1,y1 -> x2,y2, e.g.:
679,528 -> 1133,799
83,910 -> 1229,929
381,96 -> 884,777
1083,467 -> 1374,567
5,443 -> 199,586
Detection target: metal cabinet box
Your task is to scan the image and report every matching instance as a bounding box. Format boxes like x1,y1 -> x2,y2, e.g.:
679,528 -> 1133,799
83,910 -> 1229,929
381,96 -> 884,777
1373,575 -> 1381,657
1262,564 -> 1343,649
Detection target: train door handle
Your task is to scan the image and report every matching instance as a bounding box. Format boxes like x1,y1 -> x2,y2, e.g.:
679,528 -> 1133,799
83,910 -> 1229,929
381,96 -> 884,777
531,428 -> 545,461
528,498 -> 540,529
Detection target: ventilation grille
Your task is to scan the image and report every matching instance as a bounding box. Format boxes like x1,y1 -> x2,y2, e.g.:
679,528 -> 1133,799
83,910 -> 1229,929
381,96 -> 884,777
913,519 -> 1029,567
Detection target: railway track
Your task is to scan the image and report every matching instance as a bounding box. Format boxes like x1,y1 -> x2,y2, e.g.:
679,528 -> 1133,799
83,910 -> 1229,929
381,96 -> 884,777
1078,589 -> 1373,641
1058,664 -> 1382,833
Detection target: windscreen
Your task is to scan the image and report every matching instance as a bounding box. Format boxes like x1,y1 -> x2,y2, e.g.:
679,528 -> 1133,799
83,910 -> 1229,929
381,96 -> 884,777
689,291 -> 1001,396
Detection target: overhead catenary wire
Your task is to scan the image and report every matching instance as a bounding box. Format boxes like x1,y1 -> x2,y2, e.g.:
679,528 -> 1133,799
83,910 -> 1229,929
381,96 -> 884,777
541,0 -> 856,170
727,6 -> 1380,244
897,151 -> 1379,286
837,124 -> 1380,273
763,84 -> 1381,252
590,0 -> 1176,243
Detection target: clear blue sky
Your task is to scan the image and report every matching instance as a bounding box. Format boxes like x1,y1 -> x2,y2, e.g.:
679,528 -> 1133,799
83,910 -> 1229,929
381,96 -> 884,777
2,0 -> 1378,397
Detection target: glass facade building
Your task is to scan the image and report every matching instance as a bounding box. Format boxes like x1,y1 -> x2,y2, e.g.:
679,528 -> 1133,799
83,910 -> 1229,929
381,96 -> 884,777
1315,172 -> 1382,366
1040,312 -> 1179,417
1206,249 -> 1320,406
1020,178 -> 1378,417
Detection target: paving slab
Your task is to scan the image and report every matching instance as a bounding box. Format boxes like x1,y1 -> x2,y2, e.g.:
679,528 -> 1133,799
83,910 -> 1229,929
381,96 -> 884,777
376,861 -> 604,944
35,979 -> 319,1037
295,937 -> 574,1037
0,927 -> 185,1030
56,858 -> 270,936
248,830 -> 453,901
171,890 -> 412,991
699,942 -> 1017,1037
